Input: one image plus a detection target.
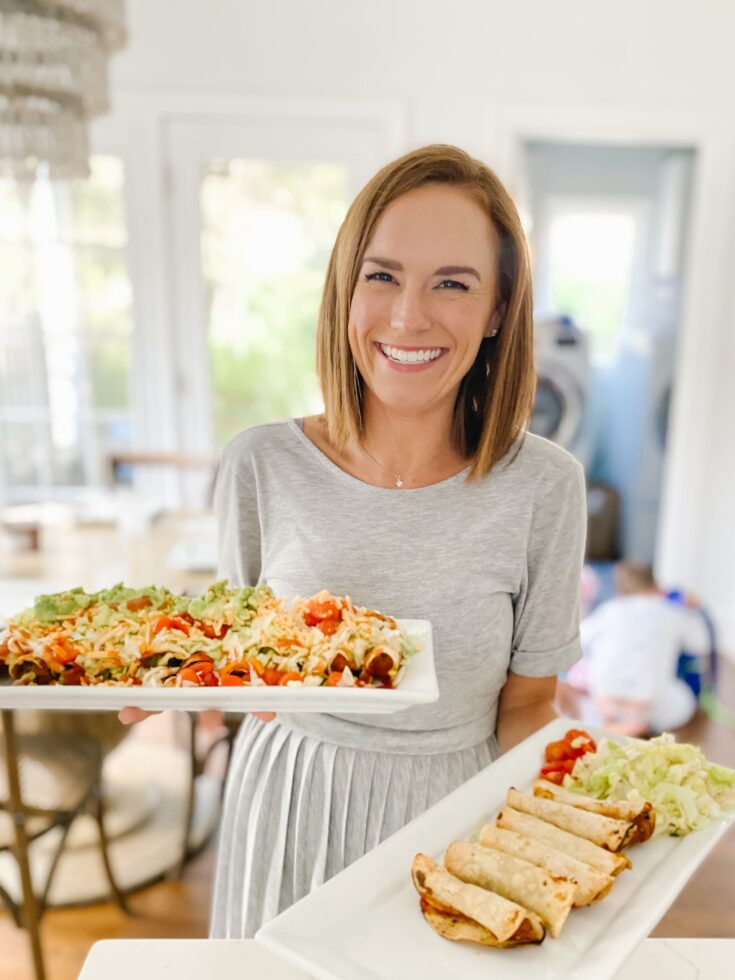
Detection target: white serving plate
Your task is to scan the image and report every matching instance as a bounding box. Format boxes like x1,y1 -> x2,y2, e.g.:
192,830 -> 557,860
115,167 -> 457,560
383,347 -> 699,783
0,620 -> 437,714
256,716 -> 734,980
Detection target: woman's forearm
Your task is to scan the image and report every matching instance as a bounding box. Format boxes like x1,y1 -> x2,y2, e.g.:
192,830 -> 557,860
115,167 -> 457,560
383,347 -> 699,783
496,698 -> 558,755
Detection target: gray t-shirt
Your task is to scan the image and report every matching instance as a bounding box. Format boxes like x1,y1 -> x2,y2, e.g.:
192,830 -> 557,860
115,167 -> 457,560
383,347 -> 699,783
214,418 -> 586,754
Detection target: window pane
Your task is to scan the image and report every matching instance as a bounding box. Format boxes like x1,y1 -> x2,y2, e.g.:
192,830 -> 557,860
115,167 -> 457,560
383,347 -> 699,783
547,211 -> 636,360
201,159 -> 348,448
81,324 -> 132,410
0,419 -> 50,488
0,243 -> 34,318
0,155 -> 135,500
71,156 -> 128,248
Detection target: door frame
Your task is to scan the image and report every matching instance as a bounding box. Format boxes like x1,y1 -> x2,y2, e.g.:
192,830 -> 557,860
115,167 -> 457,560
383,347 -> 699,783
483,103 -> 735,602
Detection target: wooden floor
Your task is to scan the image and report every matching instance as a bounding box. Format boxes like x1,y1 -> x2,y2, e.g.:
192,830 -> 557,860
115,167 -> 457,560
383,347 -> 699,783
2,669 -> 734,980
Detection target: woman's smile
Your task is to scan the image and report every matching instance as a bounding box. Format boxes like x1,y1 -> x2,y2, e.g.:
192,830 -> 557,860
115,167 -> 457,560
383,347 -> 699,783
373,341 -> 449,372
348,184 -> 500,414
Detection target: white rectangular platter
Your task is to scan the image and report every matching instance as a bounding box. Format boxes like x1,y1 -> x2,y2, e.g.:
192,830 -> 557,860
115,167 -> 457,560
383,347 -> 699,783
0,619 -> 437,714
256,716 -> 734,980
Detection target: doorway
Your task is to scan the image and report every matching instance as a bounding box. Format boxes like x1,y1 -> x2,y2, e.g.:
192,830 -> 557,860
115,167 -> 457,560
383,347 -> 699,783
523,140 -> 695,564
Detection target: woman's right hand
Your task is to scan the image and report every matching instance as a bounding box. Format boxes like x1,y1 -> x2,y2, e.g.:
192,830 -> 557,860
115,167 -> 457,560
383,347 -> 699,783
117,707 -> 276,725
118,707 -> 158,725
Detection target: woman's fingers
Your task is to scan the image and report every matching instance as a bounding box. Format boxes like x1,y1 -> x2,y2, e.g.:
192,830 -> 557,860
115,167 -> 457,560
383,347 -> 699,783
199,709 -> 226,731
118,706 -> 159,725
252,711 -> 276,722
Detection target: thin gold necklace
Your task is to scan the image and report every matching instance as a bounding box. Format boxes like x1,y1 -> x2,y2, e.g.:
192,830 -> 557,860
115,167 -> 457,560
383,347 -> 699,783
359,441 -> 451,489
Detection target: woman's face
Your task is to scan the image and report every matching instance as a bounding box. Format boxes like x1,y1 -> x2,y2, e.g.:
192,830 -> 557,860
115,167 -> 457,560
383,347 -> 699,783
348,183 -> 501,419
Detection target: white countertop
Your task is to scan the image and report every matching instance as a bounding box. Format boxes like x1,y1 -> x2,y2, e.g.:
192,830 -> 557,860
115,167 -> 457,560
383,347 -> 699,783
78,938 -> 735,979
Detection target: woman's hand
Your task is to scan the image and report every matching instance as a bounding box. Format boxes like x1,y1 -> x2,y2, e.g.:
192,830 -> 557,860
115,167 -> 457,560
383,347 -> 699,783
118,707 -> 158,725
118,707 -> 276,725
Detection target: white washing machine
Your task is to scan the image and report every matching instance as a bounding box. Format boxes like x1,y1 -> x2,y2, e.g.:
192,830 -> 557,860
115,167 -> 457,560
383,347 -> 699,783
605,330 -> 677,564
530,315 -> 595,473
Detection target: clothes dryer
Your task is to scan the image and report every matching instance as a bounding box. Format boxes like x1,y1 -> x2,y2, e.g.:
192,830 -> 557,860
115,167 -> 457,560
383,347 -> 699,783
530,315 -> 594,472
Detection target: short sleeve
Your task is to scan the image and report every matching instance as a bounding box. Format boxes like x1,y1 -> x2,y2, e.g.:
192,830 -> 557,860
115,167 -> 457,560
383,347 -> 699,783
510,459 -> 587,677
213,443 -> 262,589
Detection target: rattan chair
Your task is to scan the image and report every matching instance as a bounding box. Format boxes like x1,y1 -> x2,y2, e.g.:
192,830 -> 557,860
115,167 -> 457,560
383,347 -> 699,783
0,710 -> 131,980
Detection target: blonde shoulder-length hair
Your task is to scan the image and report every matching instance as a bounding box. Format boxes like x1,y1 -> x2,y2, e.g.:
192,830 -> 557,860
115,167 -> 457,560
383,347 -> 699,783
316,143 -> 535,482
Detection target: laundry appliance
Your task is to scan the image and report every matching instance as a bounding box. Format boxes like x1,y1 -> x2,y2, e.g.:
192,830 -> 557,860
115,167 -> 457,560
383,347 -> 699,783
530,314 -> 595,473
605,330 -> 677,564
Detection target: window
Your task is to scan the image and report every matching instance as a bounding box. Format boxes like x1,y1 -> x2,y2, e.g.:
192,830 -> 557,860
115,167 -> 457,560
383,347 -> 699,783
200,159 -> 348,448
540,200 -> 642,362
0,156 -> 134,502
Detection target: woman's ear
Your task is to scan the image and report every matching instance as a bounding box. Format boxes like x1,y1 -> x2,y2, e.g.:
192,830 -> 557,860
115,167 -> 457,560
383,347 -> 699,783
484,302 -> 507,338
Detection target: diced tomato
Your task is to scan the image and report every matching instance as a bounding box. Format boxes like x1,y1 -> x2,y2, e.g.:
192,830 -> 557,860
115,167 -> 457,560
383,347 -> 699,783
302,599 -> 342,627
325,671 -> 343,686
278,671 -> 302,685
178,665 -> 205,686
49,638 -> 80,665
183,652 -> 213,665
198,621 -> 230,640
540,768 -> 566,785
544,739 -> 572,763
263,667 -> 285,686
565,728 -> 593,742
563,729 -> 597,756
177,612 -> 195,626
219,662 -> 250,685
541,758 -> 576,776
220,673 -> 245,686
178,660 -> 219,686
316,618 -> 340,636
153,616 -> 191,636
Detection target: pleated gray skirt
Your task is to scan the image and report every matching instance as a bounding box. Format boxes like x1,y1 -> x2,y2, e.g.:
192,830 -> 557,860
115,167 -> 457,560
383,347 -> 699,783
208,714 -> 498,938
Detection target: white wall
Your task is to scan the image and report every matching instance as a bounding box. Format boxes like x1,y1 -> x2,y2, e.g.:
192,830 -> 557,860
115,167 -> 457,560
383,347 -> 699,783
102,0 -> 735,650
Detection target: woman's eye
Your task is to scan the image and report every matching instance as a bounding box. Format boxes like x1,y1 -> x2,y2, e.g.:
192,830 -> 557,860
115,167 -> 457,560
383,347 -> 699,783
363,272 -> 468,291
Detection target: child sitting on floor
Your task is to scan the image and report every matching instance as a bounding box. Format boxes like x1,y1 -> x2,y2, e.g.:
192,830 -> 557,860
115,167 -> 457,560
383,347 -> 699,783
563,561 -> 711,736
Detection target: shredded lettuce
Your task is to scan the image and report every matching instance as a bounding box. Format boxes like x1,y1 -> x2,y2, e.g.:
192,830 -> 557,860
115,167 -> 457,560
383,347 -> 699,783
566,733 -> 735,836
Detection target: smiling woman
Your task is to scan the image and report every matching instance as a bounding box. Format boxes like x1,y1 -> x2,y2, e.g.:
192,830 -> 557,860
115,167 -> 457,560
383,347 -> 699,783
314,148 -> 536,492
347,184 -> 504,466
182,144 -> 589,939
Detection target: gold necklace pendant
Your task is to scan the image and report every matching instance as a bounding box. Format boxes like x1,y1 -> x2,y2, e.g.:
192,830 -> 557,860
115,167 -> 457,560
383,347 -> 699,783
395,475 -> 403,488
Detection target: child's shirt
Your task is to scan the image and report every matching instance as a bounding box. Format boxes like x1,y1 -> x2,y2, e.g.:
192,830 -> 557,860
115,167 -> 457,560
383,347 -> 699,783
580,594 -> 710,703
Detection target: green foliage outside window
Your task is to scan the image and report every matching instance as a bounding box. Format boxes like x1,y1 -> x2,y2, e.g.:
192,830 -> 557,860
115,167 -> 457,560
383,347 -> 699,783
201,160 -> 348,448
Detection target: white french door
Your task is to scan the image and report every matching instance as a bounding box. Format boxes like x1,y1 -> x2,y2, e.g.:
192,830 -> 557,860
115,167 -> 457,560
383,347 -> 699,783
162,116 -> 394,459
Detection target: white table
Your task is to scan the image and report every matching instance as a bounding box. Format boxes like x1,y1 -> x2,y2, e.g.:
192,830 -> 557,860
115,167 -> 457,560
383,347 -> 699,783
79,938 -> 735,979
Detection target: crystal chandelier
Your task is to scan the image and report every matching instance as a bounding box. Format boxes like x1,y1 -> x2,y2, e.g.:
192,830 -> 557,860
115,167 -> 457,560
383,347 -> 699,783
0,0 -> 127,181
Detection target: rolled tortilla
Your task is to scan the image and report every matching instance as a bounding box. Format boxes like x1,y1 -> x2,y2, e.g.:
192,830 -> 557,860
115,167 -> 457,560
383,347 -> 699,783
478,824 -> 614,907
533,779 -> 655,844
444,840 -> 576,939
507,787 -> 635,851
496,807 -> 631,876
8,654 -> 54,684
411,853 -> 544,944
419,897 -> 544,948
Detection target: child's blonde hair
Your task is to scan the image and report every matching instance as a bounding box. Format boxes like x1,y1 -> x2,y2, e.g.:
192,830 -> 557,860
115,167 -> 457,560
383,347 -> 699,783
614,561 -> 657,596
